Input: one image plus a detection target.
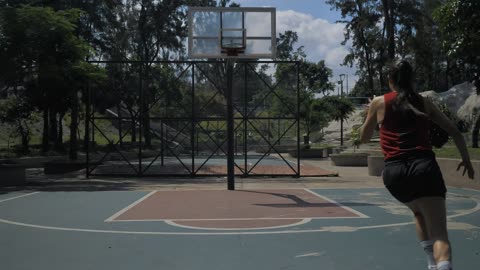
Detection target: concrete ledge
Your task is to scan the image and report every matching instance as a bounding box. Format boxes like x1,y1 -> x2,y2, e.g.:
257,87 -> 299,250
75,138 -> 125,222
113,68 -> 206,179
0,156 -> 64,168
330,153 -> 369,166
368,156 -> 384,176
44,160 -> 101,174
289,149 -> 324,158
322,147 -> 341,158
255,145 -> 297,153
0,163 -> 26,186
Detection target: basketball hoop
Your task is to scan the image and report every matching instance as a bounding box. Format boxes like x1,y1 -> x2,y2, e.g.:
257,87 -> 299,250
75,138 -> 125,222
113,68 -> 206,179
221,43 -> 245,56
220,28 -> 246,57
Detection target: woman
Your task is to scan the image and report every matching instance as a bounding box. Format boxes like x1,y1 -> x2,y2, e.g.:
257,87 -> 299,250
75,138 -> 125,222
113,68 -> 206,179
359,60 -> 475,270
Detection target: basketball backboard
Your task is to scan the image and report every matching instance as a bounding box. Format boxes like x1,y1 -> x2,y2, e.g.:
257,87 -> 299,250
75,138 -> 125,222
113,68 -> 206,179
188,7 -> 276,59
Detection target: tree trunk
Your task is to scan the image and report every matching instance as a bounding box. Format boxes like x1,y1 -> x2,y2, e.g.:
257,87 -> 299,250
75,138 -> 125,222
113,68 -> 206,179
356,2 -> 375,94
17,120 -> 30,153
56,113 -> 64,150
446,58 -> 450,89
49,109 -> 58,146
42,107 -> 49,152
117,104 -> 123,147
69,90 -> 79,160
143,106 -> 151,148
365,51 -> 375,94
382,0 -> 395,60
379,12 -> 387,93
379,63 -> 386,93
130,111 -> 136,143
473,113 -> 480,148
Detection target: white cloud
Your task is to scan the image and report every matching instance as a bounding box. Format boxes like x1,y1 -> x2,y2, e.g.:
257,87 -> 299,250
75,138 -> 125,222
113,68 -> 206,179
276,10 -> 357,94
277,10 -> 345,64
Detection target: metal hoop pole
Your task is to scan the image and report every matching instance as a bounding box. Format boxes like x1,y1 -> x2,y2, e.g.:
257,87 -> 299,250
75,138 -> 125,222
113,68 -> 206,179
226,59 -> 235,190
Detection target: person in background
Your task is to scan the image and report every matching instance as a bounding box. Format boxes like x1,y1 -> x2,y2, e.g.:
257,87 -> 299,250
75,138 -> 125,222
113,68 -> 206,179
359,60 -> 475,270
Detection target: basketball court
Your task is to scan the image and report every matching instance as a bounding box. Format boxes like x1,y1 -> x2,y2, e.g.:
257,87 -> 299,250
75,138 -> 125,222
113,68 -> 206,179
1,185 -> 479,270
2,6 -> 479,270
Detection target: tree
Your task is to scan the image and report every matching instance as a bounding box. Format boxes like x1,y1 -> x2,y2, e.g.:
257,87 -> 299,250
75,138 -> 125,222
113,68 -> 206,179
327,0 -> 449,95
434,0 -> 480,86
69,62 -> 106,159
270,31 -> 306,119
434,0 -> 480,147
327,0 -> 382,95
273,31 -> 337,143
310,97 -> 336,140
322,96 -> 355,146
0,6 -> 91,153
0,96 -> 35,153
299,61 -> 335,143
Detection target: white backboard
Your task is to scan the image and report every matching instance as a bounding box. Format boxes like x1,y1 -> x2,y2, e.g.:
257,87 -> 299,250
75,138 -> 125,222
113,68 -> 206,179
188,7 -> 276,59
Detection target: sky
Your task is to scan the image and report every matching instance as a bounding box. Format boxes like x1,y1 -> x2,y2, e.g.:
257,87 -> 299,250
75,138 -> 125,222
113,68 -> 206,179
235,0 -> 356,94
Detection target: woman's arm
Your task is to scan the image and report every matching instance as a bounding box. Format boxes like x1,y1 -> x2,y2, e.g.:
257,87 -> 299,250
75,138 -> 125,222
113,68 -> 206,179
425,98 -> 475,179
359,97 -> 381,144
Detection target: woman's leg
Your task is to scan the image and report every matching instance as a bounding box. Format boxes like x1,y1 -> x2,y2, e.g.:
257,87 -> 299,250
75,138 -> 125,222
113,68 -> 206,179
406,202 -> 437,269
412,210 -> 429,240
408,196 -> 451,268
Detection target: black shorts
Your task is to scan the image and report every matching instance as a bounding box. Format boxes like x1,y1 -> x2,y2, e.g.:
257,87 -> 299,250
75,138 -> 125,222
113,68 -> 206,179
383,152 -> 447,203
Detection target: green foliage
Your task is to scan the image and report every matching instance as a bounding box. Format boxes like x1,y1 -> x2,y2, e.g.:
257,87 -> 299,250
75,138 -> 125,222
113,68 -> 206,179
350,126 -> 361,151
433,0 -> 480,59
1,5 -> 91,97
0,5 -> 96,154
434,147 -> 480,160
301,60 -> 335,96
276,30 -> 306,61
309,97 -> 335,128
326,0 -> 382,95
327,0 -> 453,94
321,96 -> 355,122
0,95 -> 35,152
0,96 -> 32,124
273,31 -> 337,138
433,0 -> 480,83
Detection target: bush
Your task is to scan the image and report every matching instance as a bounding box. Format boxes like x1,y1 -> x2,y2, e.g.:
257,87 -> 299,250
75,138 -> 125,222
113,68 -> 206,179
350,126 -> 361,151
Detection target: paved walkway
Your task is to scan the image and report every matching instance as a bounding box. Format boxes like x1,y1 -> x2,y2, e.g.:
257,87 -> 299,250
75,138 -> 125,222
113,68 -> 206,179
14,158 -> 383,191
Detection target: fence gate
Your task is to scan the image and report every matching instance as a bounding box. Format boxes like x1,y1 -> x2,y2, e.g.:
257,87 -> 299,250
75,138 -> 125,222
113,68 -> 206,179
86,60 -> 300,178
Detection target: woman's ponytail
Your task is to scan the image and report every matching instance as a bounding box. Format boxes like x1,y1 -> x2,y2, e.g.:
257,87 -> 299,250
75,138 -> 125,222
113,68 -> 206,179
388,60 -> 426,116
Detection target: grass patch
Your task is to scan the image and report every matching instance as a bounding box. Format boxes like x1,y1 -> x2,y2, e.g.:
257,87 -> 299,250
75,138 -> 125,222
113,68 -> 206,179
434,147 -> 480,160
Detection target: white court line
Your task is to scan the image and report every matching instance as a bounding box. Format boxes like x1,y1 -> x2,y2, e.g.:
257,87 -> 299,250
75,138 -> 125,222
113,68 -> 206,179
304,189 -> 370,218
449,187 -> 480,194
0,191 -> 478,235
104,191 -> 157,222
110,216 -> 364,222
0,192 -> 40,203
165,218 -> 312,231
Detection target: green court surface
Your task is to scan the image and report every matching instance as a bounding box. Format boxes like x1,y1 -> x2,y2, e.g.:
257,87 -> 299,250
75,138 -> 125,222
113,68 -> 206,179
1,187 -> 479,270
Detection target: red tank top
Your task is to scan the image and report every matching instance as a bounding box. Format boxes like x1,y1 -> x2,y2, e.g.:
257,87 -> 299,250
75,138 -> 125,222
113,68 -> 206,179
380,91 -> 432,160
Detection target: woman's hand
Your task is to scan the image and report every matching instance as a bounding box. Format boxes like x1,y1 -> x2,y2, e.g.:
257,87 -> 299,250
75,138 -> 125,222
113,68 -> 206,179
457,161 -> 475,179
